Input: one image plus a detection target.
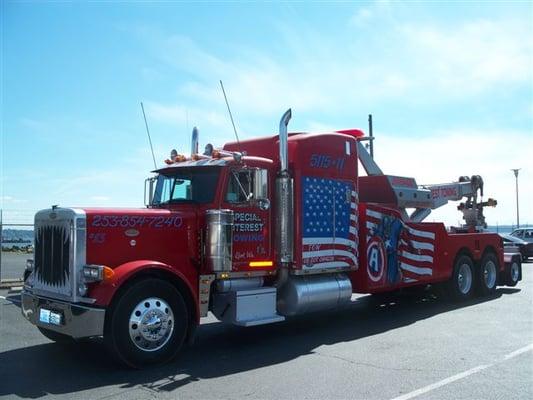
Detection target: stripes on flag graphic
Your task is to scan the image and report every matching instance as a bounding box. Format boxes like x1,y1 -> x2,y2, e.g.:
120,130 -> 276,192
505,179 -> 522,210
365,206 -> 436,283
302,177 -> 358,270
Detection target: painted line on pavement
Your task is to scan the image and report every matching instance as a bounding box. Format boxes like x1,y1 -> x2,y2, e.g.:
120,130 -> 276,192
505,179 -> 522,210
391,343 -> 533,400
0,294 -> 21,304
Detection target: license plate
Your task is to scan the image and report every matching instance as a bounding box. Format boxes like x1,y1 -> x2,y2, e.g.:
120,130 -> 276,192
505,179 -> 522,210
39,308 -> 62,326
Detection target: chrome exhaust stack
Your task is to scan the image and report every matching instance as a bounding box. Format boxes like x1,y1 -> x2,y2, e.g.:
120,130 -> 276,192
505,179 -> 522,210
273,109 -> 354,316
191,127 -> 199,156
275,109 -> 293,286
279,109 -> 291,174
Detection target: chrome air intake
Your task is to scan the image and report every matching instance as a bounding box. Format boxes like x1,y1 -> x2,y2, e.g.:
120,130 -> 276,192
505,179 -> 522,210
206,209 -> 234,272
275,177 -> 294,264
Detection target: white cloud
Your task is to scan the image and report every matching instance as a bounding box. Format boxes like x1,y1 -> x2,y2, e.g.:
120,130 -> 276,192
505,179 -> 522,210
400,19 -> 532,95
0,195 -> 27,204
349,0 -> 392,27
372,129 -> 533,226
350,7 -> 373,26
140,13 -> 531,121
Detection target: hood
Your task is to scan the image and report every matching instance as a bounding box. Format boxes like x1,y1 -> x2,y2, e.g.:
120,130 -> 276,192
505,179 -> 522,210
83,207 -> 198,268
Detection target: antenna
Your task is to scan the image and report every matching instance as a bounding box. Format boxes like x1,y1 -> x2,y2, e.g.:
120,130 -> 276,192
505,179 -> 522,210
219,80 -> 242,153
140,102 -> 158,170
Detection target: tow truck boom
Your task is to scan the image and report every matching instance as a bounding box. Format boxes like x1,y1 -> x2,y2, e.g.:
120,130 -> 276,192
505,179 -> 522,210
356,140 -> 497,229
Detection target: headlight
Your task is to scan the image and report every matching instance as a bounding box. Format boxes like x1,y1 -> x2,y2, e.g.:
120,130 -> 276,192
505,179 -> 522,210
82,265 -> 114,282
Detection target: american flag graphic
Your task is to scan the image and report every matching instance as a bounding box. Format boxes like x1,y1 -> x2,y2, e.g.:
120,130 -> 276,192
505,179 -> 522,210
365,207 -> 435,283
302,177 -> 358,270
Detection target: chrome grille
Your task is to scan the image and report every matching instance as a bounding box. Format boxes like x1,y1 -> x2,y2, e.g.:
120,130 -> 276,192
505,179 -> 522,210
34,225 -> 70,286
31,208 -> 86,301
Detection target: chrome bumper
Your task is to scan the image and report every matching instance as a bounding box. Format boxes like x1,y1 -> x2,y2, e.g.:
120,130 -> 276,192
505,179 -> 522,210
21,290 -> 105,339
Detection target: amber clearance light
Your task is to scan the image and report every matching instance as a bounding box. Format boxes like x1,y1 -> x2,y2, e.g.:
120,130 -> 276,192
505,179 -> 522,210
249,261 -> 274,268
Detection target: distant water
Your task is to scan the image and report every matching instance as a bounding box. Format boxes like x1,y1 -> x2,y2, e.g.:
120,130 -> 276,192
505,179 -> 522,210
1,241 -> 33,250
487,225 -> 531,234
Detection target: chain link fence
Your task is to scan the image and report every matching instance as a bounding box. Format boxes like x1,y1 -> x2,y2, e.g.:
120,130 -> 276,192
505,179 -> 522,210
1,210 -> 35,283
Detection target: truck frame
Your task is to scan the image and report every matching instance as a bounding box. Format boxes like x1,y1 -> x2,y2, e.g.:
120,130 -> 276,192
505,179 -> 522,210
21,109 -> 522,367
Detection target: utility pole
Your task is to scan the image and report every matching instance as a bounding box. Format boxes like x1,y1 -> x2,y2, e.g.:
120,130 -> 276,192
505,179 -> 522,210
511,169 -> 520,228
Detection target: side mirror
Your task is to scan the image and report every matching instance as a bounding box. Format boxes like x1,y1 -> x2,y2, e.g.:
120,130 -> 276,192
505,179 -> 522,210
144,176 -> 157,207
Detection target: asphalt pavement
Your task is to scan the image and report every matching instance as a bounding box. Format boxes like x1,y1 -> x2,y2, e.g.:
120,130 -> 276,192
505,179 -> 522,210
0,252 -> 29,281
0,262 -> 532,400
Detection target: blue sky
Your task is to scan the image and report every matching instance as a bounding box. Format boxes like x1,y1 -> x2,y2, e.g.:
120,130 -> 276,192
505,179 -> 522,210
1,0 -> 532,226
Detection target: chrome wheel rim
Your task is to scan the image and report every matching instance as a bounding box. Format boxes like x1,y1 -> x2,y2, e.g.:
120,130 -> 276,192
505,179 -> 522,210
457,263 -> 473,294
129,297 -> 174,352
483,260 -> 497,289
511,262 -> 519,282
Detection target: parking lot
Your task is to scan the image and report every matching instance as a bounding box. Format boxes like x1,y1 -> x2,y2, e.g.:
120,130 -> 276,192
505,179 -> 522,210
1,262 -> 532,400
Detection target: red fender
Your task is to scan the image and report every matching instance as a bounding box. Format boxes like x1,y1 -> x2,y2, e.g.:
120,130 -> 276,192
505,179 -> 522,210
89,259 -> 199,321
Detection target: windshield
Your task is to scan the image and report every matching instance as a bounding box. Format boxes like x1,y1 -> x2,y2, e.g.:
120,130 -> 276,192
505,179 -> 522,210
152,168 -> 221,205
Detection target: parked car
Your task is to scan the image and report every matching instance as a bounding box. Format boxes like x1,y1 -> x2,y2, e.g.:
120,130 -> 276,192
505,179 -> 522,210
501,233 -> 533,261
511,228 -> 533,242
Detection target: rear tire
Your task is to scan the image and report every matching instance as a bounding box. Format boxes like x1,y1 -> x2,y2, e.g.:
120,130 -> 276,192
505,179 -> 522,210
505,258 -> 521,287
448,254 -> 475,300
477,252 -> 498,296
105,278 -> 188,368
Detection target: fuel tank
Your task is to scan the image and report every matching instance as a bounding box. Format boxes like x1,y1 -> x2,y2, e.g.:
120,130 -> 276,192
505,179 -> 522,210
277,273 -> 352,317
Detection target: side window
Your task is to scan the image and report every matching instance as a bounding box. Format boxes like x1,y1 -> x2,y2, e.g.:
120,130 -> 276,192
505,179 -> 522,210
171,179 -> 192,201
160,178 -> 173,202
525,231 -> 533,239
226,170 -> 253,203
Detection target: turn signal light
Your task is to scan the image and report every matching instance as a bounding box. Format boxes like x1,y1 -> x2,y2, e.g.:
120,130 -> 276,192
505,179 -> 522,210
103,266 -> 115,281
249,261 -> 273,268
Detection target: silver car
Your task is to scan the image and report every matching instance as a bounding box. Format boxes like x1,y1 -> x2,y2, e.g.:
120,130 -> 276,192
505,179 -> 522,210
509,228 -> 533,260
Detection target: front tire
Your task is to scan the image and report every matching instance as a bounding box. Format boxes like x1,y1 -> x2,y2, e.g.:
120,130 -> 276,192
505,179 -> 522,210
477,252 -> 498,296
448,254 -> 475,300
105,279 -> 188,368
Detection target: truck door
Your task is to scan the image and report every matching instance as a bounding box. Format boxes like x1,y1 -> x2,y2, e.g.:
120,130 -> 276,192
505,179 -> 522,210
301,177 -> 358,271
222,168 -> 272,271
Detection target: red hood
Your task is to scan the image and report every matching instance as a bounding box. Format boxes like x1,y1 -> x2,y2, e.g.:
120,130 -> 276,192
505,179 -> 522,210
83,207 -> 198,268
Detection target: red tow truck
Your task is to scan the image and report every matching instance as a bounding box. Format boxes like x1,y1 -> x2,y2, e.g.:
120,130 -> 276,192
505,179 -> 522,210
21,110 -> 522,367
